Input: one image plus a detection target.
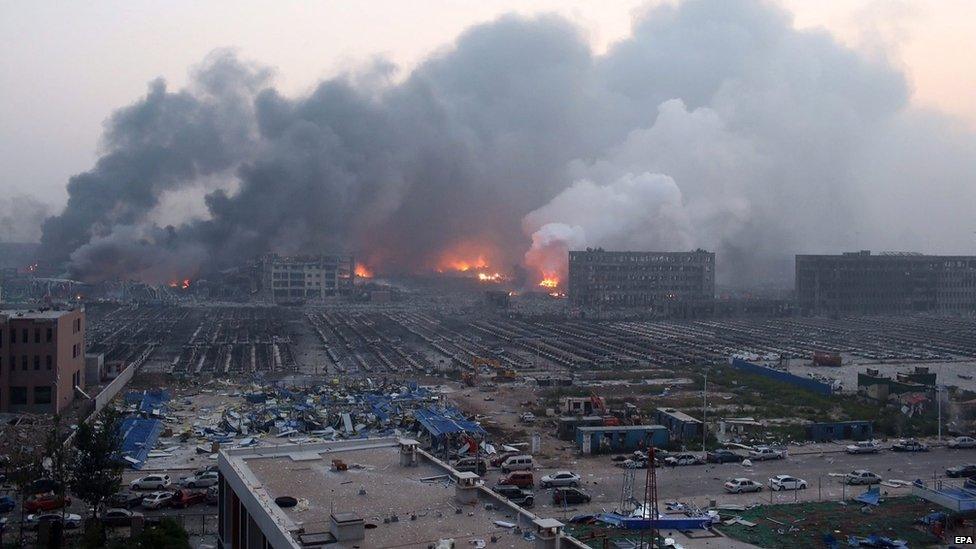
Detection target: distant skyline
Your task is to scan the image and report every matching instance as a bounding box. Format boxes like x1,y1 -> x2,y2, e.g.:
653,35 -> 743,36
1,0 -> 974,209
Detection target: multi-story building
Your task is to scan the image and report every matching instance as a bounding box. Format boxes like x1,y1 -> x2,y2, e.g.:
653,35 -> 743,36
795,251 -> 976,315
0,308 -> 85,413
256,254 -> 354,302
568,249 -> 715,308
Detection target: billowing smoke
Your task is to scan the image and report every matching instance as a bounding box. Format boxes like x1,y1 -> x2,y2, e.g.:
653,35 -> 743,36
38,0 -> 976,288
0,196 -> 50,243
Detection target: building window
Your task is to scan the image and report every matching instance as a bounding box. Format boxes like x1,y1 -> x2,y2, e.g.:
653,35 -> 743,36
33,356 -> 39,371
46,355 -> 52,370
34,329 -> 40,344
72,344 -> 78,358
10,387 -> 27,406
21,355 -> 27,371
34,386 -> 52,405
9,329 -> 14,346
46,328 -> 52,342
21,329 -> 27,343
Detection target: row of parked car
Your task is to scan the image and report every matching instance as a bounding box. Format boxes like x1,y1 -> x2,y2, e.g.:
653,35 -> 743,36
452,453 -> 595,508
724,469 -> 884,494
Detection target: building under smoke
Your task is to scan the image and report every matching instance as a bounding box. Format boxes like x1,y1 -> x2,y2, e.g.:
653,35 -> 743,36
568,249 -> 715,309
796,251 -> 976,315
255,254 -> 354,303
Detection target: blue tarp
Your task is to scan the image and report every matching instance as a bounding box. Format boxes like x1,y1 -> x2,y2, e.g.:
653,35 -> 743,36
414,407 -> 485,438
118,417 -> 165,470
855,486 -> 881,506
125,389 -> 171,416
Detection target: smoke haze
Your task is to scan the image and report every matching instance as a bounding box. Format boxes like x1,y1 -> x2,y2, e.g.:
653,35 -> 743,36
35,0 -> 976,287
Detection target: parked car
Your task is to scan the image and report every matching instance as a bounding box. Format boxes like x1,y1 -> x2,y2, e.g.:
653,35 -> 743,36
490,451 -> 520,468
493,484 -> 535,507
846,470 -> 882,485
206,485 -> 219,505
26,512 -> 82,530
130,474 -> 171,490
846,441 -> 881,454
664,453 -> 704,466
171,489 -> 207,509
24,494 -> 70,512
453,457 -> 488,477
0,496 -> 15,513
946,464 -> 976,478
194,465 -> 220,476
181,471 -> 219,488
519,412 -> 536,423
540,471 -> 581,488
100,508 -> 144,528
620,457 -> 649,469
707,449 -> 745,463
724,478 -> 763,494
28,478 -> 62,494
552,487 -> 591,505
500,455 -> 534,473
949,436 -> 976,449
108,491 -> 145,509
768,475 -> 808,491
749,447 -> 786,461
141,491 -> 174,510
891,439 -> 929,452
498,471 -> 534,489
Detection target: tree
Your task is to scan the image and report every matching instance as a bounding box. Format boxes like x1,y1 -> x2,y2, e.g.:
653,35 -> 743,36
8,437 -> 43,547
107,519 -> 190,549
70,406 -> 124,529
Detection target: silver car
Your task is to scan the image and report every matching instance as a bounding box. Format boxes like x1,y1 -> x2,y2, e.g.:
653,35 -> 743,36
540,471 -> 581,488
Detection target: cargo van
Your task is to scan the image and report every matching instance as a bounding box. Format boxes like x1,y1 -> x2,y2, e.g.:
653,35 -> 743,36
500,455 -> 534,473
453,457 -> 487,476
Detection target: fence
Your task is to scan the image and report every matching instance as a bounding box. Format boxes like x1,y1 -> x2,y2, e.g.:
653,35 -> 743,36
729,358 -> 833,395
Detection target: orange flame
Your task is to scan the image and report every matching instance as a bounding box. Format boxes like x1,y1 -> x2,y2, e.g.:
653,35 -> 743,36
538,275 -> 559,289
355,263 -> 374,278
181,279 -> 191,289
439,256 -> 489,273
477,272 -> 505,283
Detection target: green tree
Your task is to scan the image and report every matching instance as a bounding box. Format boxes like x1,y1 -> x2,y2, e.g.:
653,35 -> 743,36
107,518 -> 190,549
70,407 -> 124,529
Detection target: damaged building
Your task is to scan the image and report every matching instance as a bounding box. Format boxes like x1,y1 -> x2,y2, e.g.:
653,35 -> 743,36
796,251 -> 976,315
254,254 -> 355,303
567,249 -> 715,311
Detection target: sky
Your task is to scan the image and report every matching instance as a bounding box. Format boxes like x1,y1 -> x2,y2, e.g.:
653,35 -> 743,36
1,0 -> 974,211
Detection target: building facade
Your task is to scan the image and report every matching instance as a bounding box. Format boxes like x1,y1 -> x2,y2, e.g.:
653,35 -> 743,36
256,254 -> 355,302
568,249 -> 715,308
796,251 -> 976,315
0,308 -> 85,413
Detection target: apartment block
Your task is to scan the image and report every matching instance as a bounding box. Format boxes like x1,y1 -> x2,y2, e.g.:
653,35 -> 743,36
0,308 -> 85,413
256,254 -> 354,302
568,249 -> 715,308
796,251 -> 976,315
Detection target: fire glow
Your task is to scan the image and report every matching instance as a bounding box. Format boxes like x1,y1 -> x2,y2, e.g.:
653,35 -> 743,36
168,278 -> 191,289
355,263 -> 374,278
477,272 -> 504,283
538,276 -> 559,289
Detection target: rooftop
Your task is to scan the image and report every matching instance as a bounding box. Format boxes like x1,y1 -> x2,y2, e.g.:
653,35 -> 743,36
0,308 -> 78,320
220,437 -> 550,548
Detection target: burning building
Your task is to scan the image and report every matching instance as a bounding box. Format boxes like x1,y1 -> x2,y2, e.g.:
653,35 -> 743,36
568,249 -> 715,309
255,254 -> 355,303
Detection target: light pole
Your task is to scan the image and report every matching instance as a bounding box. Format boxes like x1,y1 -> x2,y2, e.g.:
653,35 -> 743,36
702,367 -> 708,452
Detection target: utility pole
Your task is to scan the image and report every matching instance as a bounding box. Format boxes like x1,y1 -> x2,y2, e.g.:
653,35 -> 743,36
938,384 -> 944,442
702,368 -> 708,452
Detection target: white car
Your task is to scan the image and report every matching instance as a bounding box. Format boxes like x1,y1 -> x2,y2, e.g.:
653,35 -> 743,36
141,491 -> 174,509
181,471 -> 219,488
664,453 -> 704,466
845,470 -> 881,485
26,512 -> 82,529
540,471 -> 581,488
724,478 -> 763,493
949,436 -> 976,449
749,447 -> 785,461
846,441 -> 881,454
130,474 -> 171,490
520,412 -> 536,423
768,475 -> 807,491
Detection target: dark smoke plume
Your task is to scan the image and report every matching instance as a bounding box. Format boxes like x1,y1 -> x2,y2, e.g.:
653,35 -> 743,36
39,0 -> 976,287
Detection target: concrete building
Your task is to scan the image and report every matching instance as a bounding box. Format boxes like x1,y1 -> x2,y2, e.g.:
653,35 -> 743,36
568,249 -> 715,309
796,251 -> 976,315
217,437 -> 579,549
576,425 -> 669,454
256,254 -> 354,302
0,308 -> 85,413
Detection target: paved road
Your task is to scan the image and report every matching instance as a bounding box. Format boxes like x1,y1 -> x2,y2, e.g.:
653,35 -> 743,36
506,446 -> 976,517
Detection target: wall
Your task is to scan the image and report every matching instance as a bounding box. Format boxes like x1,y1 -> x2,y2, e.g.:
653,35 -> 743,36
729,358 -> 833,396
